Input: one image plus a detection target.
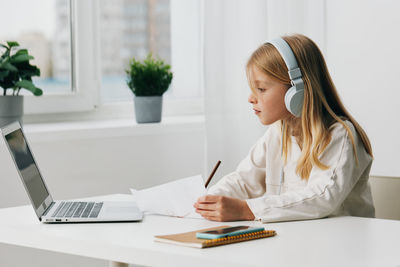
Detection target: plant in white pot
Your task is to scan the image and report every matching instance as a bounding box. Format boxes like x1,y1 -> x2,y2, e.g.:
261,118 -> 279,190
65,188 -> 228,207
126,53 -> 173,123
0,41 -> 42,127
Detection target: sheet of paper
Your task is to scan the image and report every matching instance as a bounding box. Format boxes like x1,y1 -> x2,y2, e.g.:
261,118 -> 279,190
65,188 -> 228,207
130,175 -> 206,219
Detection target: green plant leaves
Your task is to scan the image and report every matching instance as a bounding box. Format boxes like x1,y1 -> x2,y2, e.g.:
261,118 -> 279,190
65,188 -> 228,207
6,41 -> 19,48
0,41 -> 42,96
15,80 -> 43,96
15,49 -> 28,56
126,53 -> 173,96
0,70 -> 9,82
1,61 -> 18,72
16,61 -> 40,79
11,54 -> 34,63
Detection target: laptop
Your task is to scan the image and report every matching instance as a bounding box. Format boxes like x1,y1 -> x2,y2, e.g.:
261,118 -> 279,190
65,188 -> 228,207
1,121 -> 143,223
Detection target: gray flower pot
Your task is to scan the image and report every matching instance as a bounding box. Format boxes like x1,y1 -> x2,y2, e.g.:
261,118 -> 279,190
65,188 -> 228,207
134,96 -> 162,123
0,95 -> 24,128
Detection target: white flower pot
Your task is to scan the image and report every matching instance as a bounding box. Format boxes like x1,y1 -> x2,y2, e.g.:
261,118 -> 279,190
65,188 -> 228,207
0,95 -> 24,128
134,96 -> 162,123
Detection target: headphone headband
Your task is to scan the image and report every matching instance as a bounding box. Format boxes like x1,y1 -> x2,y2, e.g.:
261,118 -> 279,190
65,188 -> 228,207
267,38 -> 303,82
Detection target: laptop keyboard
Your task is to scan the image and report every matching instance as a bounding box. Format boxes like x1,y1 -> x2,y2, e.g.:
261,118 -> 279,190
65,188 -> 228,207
51,202 -> 103,218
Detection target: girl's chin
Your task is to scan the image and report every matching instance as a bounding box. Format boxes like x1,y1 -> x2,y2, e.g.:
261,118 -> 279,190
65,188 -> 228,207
259,117 -> 279,125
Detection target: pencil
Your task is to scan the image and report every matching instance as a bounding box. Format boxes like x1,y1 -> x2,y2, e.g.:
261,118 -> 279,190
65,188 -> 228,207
205,160 -> 221,188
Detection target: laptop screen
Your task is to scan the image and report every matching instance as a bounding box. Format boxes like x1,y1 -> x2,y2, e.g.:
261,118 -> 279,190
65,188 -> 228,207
4,128 -> 49,210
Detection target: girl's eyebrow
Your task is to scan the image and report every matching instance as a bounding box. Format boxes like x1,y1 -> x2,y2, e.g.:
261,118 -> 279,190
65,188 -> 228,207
254,80 -> 273,86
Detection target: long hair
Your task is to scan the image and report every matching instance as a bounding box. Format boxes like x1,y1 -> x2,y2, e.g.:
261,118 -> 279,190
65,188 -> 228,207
246,34 -> 372,180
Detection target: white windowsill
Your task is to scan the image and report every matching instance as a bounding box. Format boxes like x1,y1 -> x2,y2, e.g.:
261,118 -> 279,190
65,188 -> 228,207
23,115 -> 205,143
24,98 -> 204,121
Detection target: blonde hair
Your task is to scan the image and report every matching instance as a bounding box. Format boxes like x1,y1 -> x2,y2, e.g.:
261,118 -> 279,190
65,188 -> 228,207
246,34 -> 372,180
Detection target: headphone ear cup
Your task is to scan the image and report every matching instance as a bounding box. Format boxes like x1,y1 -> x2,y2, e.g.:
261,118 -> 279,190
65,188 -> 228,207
284,86 -> 304,117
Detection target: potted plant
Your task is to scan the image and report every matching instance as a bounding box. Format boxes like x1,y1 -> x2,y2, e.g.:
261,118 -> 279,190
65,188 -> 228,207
0,41 -> 42,127
126,53 -> 173,123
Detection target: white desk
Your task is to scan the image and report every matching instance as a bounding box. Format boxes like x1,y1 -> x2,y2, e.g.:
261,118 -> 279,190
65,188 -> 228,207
0,194 -> 399,267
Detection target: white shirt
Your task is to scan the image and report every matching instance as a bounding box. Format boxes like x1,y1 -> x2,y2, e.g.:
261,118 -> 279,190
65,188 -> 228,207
208,121 -> 375,223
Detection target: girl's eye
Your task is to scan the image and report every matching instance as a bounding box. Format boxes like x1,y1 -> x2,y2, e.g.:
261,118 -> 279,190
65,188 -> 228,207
257,88 -> 266,92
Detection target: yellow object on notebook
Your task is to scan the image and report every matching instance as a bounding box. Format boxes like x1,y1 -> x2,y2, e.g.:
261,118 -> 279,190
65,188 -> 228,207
154,225 -> 276,248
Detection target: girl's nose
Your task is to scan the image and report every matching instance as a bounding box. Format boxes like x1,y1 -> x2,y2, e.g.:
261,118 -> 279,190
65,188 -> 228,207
248,93 -> 257,104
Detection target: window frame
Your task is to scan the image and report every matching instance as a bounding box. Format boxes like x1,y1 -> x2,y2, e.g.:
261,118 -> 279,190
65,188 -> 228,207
25,0 -> 100,115
23,0 -> 203,121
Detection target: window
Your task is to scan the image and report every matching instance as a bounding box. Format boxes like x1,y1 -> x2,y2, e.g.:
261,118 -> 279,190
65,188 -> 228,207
2,0 -> 203,118
0,0 -> 99,115
97,0 -> 203,112
0,0 -> 72,95
98,0 -> 172,103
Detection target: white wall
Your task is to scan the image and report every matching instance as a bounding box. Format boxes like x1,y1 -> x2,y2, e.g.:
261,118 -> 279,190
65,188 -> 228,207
325,0 -> 400,177
203,0 -> 267,178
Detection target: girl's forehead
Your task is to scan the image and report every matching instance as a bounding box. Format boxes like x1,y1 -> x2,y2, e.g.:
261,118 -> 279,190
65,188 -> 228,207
249,66 -> 275,86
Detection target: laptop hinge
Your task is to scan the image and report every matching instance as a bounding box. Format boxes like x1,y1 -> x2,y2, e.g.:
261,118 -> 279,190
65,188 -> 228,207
42,202 -> 55,217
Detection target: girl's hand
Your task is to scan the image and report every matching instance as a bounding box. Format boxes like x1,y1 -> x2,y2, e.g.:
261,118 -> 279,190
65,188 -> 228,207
193,195 -> 255,222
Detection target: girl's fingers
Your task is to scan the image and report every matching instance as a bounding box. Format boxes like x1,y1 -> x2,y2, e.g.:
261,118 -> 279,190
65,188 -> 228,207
196,209 -> 218,218
193,203 -> 217,211
196,208 -> 223,221
197,194 -> 220,203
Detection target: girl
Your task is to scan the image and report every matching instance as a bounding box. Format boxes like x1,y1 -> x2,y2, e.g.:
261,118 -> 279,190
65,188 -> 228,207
194,34 -> 375,223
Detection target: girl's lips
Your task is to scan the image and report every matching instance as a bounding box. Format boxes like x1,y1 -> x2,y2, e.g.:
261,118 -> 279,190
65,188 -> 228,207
253,109 -> 261,115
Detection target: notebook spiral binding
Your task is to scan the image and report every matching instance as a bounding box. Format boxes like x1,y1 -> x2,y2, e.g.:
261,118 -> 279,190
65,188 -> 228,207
203,230 -> 276,248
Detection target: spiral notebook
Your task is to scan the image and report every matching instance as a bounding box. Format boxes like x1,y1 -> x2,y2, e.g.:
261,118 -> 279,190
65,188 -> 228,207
154,225 -> 276,248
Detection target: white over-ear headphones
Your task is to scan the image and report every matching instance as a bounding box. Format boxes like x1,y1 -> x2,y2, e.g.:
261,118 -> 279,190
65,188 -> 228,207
266,38 -> 305,194
266,38 -> 304,117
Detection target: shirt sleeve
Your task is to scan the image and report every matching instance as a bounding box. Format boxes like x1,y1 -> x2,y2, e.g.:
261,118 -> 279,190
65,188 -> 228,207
246,122 -> 372,223
206,128 -> 271,200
